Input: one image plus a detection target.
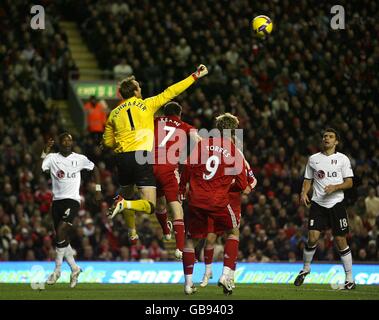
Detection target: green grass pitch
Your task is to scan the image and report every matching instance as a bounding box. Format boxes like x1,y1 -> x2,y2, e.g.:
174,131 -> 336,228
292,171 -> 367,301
0,283 -> 378,300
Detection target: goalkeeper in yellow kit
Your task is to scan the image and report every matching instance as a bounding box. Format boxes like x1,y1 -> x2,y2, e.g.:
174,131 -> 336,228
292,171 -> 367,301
103,65 -> 208,244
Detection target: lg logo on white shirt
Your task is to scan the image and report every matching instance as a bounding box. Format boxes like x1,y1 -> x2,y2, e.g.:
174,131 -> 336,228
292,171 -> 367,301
316,170 -> 337,179
56,170 -> 76,179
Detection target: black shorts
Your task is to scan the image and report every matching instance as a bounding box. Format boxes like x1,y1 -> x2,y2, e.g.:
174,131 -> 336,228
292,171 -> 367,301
308,201 -> 349,236
115,151 -> 156,187
51,199 -> 80,230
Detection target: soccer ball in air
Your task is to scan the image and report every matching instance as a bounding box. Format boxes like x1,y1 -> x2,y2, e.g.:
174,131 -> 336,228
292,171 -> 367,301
252,15 -> 273,38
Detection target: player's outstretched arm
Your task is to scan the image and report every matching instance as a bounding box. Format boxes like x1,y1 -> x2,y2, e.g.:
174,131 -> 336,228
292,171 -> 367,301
144,64 -> 208,114
37,138 -> 54,174
39,138 -> 54,159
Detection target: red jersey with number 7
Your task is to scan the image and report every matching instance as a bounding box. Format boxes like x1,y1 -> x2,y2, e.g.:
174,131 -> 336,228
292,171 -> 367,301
154,115 -> 194,168
186,137 -> 248,211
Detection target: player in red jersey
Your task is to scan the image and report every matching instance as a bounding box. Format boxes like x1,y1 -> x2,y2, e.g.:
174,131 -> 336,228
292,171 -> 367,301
153,102 -> 200,260
199,159 -> 257,288
181,113 -> 251,295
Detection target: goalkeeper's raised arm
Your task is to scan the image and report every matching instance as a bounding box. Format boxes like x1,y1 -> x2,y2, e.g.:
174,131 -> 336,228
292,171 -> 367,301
144,64 -> 208,114
103,64 -> 208,153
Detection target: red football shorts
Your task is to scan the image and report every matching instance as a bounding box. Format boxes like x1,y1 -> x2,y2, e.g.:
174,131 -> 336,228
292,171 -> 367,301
207,192 -> 241,235
207,216 -> 223,236
187,204 -> 240,239
153,165 -> 180,203
228,191 -> 241,218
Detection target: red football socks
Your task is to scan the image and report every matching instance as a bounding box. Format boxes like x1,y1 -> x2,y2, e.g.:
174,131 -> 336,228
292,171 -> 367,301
224,235 -> 239,270
173,219 -> 185,251
155,209 -> 170,235
204,246 -> 214,265
183,248 -> 195,275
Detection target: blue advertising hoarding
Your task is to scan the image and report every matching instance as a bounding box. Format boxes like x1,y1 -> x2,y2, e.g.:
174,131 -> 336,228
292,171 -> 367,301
0,262 -> 378,285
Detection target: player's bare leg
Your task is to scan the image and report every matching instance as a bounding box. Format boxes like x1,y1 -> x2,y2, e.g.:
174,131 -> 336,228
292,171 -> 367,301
335,235 -> 355,290
182,238 -> 201,295
156,197 -> 173,241
294,230 -> 320,286
218,228 -> 239,295
200,232 -> 216,287
138,186 -> 157,207
168,200 -> 185,259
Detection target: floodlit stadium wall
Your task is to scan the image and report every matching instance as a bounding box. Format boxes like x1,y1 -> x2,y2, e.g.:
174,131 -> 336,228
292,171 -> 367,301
1,262 -> 378,285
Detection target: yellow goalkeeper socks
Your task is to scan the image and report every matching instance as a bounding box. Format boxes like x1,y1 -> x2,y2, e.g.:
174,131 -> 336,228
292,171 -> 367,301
123,199 -> 154,214
123,209 -> 136,230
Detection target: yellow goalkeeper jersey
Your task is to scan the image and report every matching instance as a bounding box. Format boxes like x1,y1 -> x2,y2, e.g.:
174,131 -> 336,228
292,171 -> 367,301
103,75 -> 195,153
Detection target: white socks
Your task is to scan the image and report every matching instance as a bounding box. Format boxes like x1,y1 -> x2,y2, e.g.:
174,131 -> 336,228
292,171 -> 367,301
55,244 -> 79,273
65,244 -> 79,271
340,246 -> 353,282
205,264 -> 212,275
185,274 -> 193,287
222,266 -> 232,277
55,247 -> 66,273
303,244 -> 317,272
303,244 -> 353,283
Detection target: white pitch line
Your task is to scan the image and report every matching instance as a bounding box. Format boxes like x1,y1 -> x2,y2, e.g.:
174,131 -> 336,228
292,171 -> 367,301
252,284 -> 379,296
300,288 -> 379,295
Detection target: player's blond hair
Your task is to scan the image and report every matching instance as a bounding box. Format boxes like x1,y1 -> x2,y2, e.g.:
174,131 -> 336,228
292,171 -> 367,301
215,113 -> 240,130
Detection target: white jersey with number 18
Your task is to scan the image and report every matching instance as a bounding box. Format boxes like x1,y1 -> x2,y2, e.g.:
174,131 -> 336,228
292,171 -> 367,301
304,152 -> 353,208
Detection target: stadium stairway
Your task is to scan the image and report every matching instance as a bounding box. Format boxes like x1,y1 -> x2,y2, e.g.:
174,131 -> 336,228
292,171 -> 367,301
53,21 -> 104,135
59,21 -> 102,81
51,100 -> 78,136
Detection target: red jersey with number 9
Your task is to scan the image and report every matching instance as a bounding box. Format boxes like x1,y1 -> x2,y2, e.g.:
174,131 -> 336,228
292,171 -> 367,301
186,137 -> 248,211
154,115 -> 194,169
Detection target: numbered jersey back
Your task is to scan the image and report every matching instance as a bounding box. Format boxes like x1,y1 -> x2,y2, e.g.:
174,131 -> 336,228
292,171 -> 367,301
187,137 -> 247,211
154,115 -> 194,167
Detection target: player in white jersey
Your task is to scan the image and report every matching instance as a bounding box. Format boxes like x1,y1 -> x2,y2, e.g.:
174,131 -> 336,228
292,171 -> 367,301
40,133 -> 102,288
294,128 -> 355,290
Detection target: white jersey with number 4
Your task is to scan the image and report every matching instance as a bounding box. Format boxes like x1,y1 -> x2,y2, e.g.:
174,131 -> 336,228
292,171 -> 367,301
304,152 -> 353,208
42,152 -> 95,203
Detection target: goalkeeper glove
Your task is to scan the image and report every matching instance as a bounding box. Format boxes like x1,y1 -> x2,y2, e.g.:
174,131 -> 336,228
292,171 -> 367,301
192,64 -> 208,80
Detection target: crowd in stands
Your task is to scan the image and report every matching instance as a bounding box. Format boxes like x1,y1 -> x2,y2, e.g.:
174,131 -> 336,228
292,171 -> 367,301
1,0 -> 378,264
0,1 -> 79,102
